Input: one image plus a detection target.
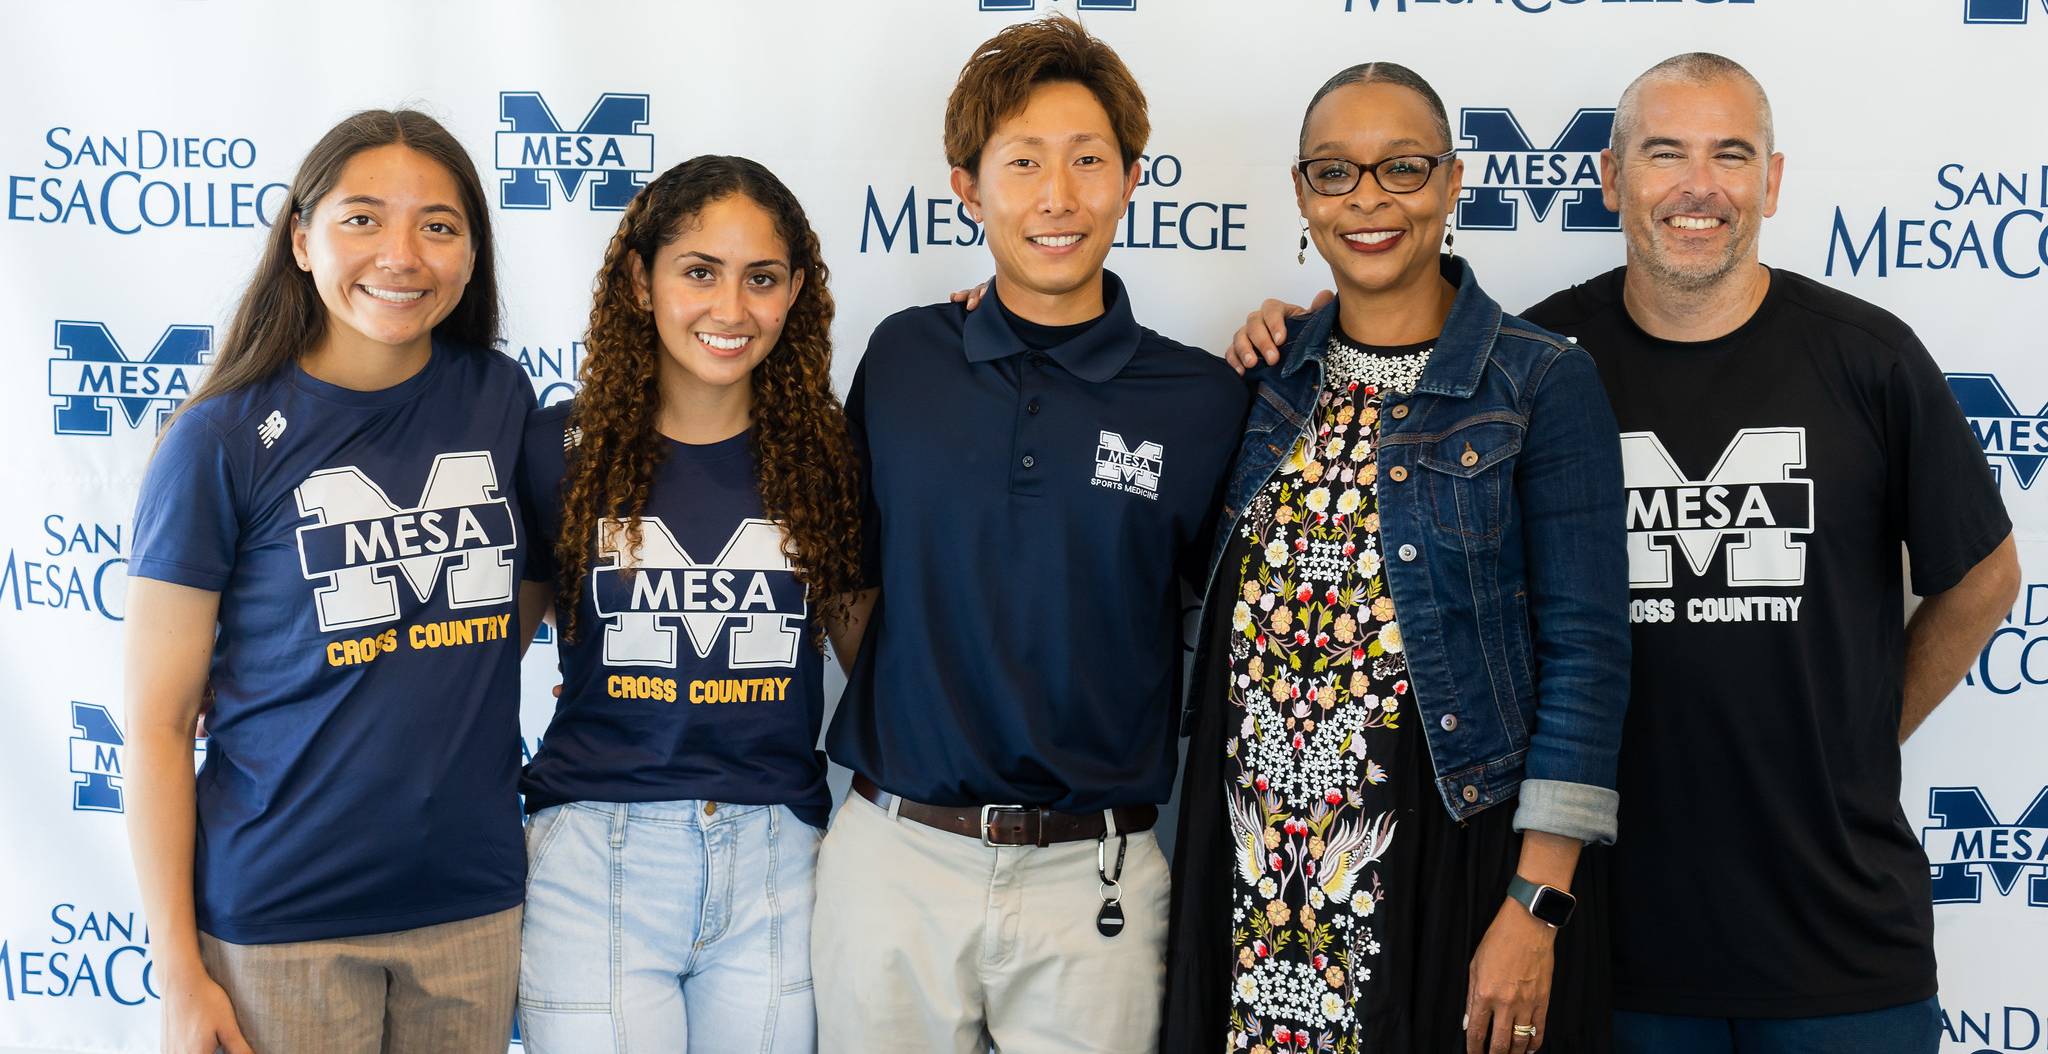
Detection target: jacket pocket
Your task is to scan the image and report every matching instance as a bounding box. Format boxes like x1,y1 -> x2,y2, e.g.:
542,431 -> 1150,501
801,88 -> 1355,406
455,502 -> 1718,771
1415,420 -> 1523,541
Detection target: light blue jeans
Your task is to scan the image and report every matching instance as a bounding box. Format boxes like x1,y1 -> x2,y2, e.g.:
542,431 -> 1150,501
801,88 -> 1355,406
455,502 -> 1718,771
517,800 -> 820,1053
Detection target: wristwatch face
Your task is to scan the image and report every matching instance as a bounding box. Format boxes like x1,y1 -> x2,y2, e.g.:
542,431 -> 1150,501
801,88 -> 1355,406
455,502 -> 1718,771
1529,886 -> 1576,928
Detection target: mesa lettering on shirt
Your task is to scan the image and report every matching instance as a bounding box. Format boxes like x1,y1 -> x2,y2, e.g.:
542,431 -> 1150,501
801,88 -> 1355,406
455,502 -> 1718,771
1622,425 -> 1814,626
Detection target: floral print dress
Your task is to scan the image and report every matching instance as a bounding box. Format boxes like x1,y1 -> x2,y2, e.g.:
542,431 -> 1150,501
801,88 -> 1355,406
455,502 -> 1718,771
1223,335 -> 1428,1053
1215,330 -> 1614,1054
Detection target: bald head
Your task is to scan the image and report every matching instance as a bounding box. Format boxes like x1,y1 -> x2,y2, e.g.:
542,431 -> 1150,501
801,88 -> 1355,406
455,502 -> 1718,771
1612,52 -> 1774,158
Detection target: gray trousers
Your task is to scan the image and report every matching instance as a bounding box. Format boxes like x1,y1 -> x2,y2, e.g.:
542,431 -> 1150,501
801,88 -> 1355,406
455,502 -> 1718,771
199,905 -> 521,1054
812,792 -> 1169,1054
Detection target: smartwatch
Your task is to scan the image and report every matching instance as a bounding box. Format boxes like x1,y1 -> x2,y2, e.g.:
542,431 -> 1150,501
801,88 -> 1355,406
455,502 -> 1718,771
1506,874 -> 1576,928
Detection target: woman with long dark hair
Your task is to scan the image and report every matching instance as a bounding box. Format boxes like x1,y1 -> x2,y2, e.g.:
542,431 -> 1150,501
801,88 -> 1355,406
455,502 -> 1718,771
125,109 -> 531,1053
512,155 -> 868,1052
1162,65 -> 1628,1054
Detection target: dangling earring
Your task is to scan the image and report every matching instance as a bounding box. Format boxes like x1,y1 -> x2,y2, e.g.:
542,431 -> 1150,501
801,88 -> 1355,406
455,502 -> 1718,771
1443,218 -> 1457,258
1297,221 -> 1309,265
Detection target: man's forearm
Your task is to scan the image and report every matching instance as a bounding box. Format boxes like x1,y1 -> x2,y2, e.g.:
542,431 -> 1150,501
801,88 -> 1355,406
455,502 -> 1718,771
1901,534 -> 2020,743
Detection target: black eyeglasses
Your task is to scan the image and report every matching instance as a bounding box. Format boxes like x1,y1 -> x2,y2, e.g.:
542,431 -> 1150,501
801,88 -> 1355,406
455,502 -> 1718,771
1294,150 -> 1457,196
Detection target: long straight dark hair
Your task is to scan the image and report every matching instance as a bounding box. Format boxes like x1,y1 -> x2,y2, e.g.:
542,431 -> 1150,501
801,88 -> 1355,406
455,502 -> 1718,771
169,109 -> 501,427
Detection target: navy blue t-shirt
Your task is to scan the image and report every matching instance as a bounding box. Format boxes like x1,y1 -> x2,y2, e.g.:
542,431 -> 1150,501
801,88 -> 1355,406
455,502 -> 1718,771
129,342 -> 532,944
827,271 -> 1250,811
518,402 -> 829,827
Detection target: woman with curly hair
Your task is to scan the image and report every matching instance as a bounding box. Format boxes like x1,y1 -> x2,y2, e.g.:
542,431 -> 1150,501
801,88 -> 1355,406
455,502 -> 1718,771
512,155 -> 869,1052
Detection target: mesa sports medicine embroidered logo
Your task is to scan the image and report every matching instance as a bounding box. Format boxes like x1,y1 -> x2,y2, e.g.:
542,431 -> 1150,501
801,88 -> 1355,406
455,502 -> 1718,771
496,92 -> 653,211
1948,374 -> 2048,492
1965,0 -> 2045,22
1093,431 -> 1163,499
1925,786 -> 2048,907
48,321 -> 211,437
293,452 -> 517,633
591,517 -> 807,674
1456,108 -> 1618,233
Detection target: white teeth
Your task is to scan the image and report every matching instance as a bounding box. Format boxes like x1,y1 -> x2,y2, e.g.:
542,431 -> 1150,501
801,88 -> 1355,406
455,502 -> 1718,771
1030,234 -> 1082,247
1668,216 -> 1723,230
362,287 -> 425,303
698,333 -> 749,351
1342,230 -> 1401,245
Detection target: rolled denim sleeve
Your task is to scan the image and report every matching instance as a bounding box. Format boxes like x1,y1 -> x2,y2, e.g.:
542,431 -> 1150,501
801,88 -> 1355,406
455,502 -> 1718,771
1509,344 -> 1630,845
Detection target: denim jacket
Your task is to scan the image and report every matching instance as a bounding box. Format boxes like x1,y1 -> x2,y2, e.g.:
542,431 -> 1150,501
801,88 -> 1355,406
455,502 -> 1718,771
1189,256 -> 1629,844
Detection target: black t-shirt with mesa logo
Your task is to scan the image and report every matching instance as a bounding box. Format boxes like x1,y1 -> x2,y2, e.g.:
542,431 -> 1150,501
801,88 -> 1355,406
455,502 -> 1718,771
1524,266 -> 2009,1018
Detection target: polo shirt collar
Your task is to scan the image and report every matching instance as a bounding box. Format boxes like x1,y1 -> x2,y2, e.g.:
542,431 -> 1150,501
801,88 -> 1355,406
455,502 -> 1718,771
963,270 -> 1143,383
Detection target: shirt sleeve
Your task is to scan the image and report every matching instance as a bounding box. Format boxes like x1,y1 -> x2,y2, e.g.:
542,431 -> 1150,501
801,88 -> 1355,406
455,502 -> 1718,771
129,411 -> 240,591
1887,332 -> 2012,596
845,359 -> 881,591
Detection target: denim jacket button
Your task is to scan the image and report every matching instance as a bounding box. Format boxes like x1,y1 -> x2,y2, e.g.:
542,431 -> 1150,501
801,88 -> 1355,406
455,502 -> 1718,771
1460,448 -> 1480,468
1388,465 -> 1409,483
1439,713 -> 1458,732
1460,785 -> 1480,803
1391,404 -> 1409,420
1398,544 -> 1418,562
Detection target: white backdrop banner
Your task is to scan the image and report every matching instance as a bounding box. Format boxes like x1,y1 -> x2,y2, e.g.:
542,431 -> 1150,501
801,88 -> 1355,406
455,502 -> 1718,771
2,1 -> 2043,1051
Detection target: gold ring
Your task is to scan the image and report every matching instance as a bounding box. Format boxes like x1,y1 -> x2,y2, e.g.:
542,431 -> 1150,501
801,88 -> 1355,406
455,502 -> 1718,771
1513,1025 -> 1538,1037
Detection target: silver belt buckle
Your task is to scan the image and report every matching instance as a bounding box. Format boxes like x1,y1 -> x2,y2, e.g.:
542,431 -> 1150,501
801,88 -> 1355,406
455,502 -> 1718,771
980,803 -> 1028,847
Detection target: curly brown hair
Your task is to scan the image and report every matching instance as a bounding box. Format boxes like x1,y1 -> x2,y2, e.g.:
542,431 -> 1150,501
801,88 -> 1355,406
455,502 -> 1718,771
554,155 -> 861,643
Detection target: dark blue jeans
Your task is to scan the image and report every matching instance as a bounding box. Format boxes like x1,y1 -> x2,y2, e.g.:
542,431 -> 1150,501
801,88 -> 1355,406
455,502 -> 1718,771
1614,997 -> 1940,1054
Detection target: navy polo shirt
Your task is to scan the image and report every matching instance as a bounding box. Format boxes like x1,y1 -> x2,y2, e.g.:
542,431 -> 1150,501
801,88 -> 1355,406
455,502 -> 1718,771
828,271 -> 1249,811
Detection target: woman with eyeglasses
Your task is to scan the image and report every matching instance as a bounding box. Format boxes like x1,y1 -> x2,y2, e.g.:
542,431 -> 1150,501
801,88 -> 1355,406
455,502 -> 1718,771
1160,63 -> 1627,1054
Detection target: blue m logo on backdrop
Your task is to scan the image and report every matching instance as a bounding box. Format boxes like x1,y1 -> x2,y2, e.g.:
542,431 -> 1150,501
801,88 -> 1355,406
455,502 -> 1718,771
497,93 -> 654,211
48,321 -> 211,437
70,703 -> 125,813
1948,374 -> 2048,491
1964,0 -> 2044,23
1456,108 -> 1618,233
1925,787 -> 2048,907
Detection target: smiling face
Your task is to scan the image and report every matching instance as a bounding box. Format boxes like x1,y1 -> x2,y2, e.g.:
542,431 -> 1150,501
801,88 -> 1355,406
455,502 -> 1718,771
291,143 -> 476,361
631,193 -> 804,400
1602,75 -> 1783,291
952,80 -> 1140,324
1294,81 -> 1462,303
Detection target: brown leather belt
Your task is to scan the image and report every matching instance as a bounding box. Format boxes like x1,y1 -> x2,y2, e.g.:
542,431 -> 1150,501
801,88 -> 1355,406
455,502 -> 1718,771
852,773 -> 1156,847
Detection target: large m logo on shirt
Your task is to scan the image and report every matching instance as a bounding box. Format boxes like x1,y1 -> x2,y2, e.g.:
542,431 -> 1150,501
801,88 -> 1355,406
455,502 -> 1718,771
1925,787 -> 2048,907
1621,428 -> 1814,590
591,518 -> 806,669
294,452 -> 518,631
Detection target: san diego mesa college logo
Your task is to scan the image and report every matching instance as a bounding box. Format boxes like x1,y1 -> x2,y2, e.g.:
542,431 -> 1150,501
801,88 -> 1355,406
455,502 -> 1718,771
591,517 -> 807,670
48,321 -> 210,437
1093,431 -> 1163,499
70,702 -> 125,813
1949,374 -> 2048,492
1965,0 -> 2044,22
294,452 -> 518,632
1456,107 -> 1618,233
497,92 -> 652,211
1926,786 -> 2048,907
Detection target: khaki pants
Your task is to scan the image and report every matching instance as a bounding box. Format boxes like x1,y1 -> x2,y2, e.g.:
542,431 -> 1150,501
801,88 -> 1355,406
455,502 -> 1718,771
199,905 -> 520,1054
812,792 -> 1169,1054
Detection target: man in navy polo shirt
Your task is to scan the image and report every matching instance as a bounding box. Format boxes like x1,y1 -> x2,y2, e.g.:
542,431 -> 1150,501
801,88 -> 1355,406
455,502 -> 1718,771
811,16 -> 1247,1054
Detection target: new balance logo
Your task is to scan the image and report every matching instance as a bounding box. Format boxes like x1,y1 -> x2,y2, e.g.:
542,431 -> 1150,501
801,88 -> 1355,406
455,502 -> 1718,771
1926,786 -> 2048,907
48,321 -> 211,436
258,410 -> 287,449
1965,0 -> 2044,22
1456,108 -> 1618,233
497,92 -> 654,211
591,517 -> 807,669
294,452 -> 518,631
1948,373 -> 2048,490
70,702 -> 125,814
1621,428 -> 1814,589
1093,431 -> 1163,499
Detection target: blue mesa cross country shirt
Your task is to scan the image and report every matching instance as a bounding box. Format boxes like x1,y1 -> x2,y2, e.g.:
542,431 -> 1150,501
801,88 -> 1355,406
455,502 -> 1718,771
130,342 -> 533,944
518,402 -> 830,828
